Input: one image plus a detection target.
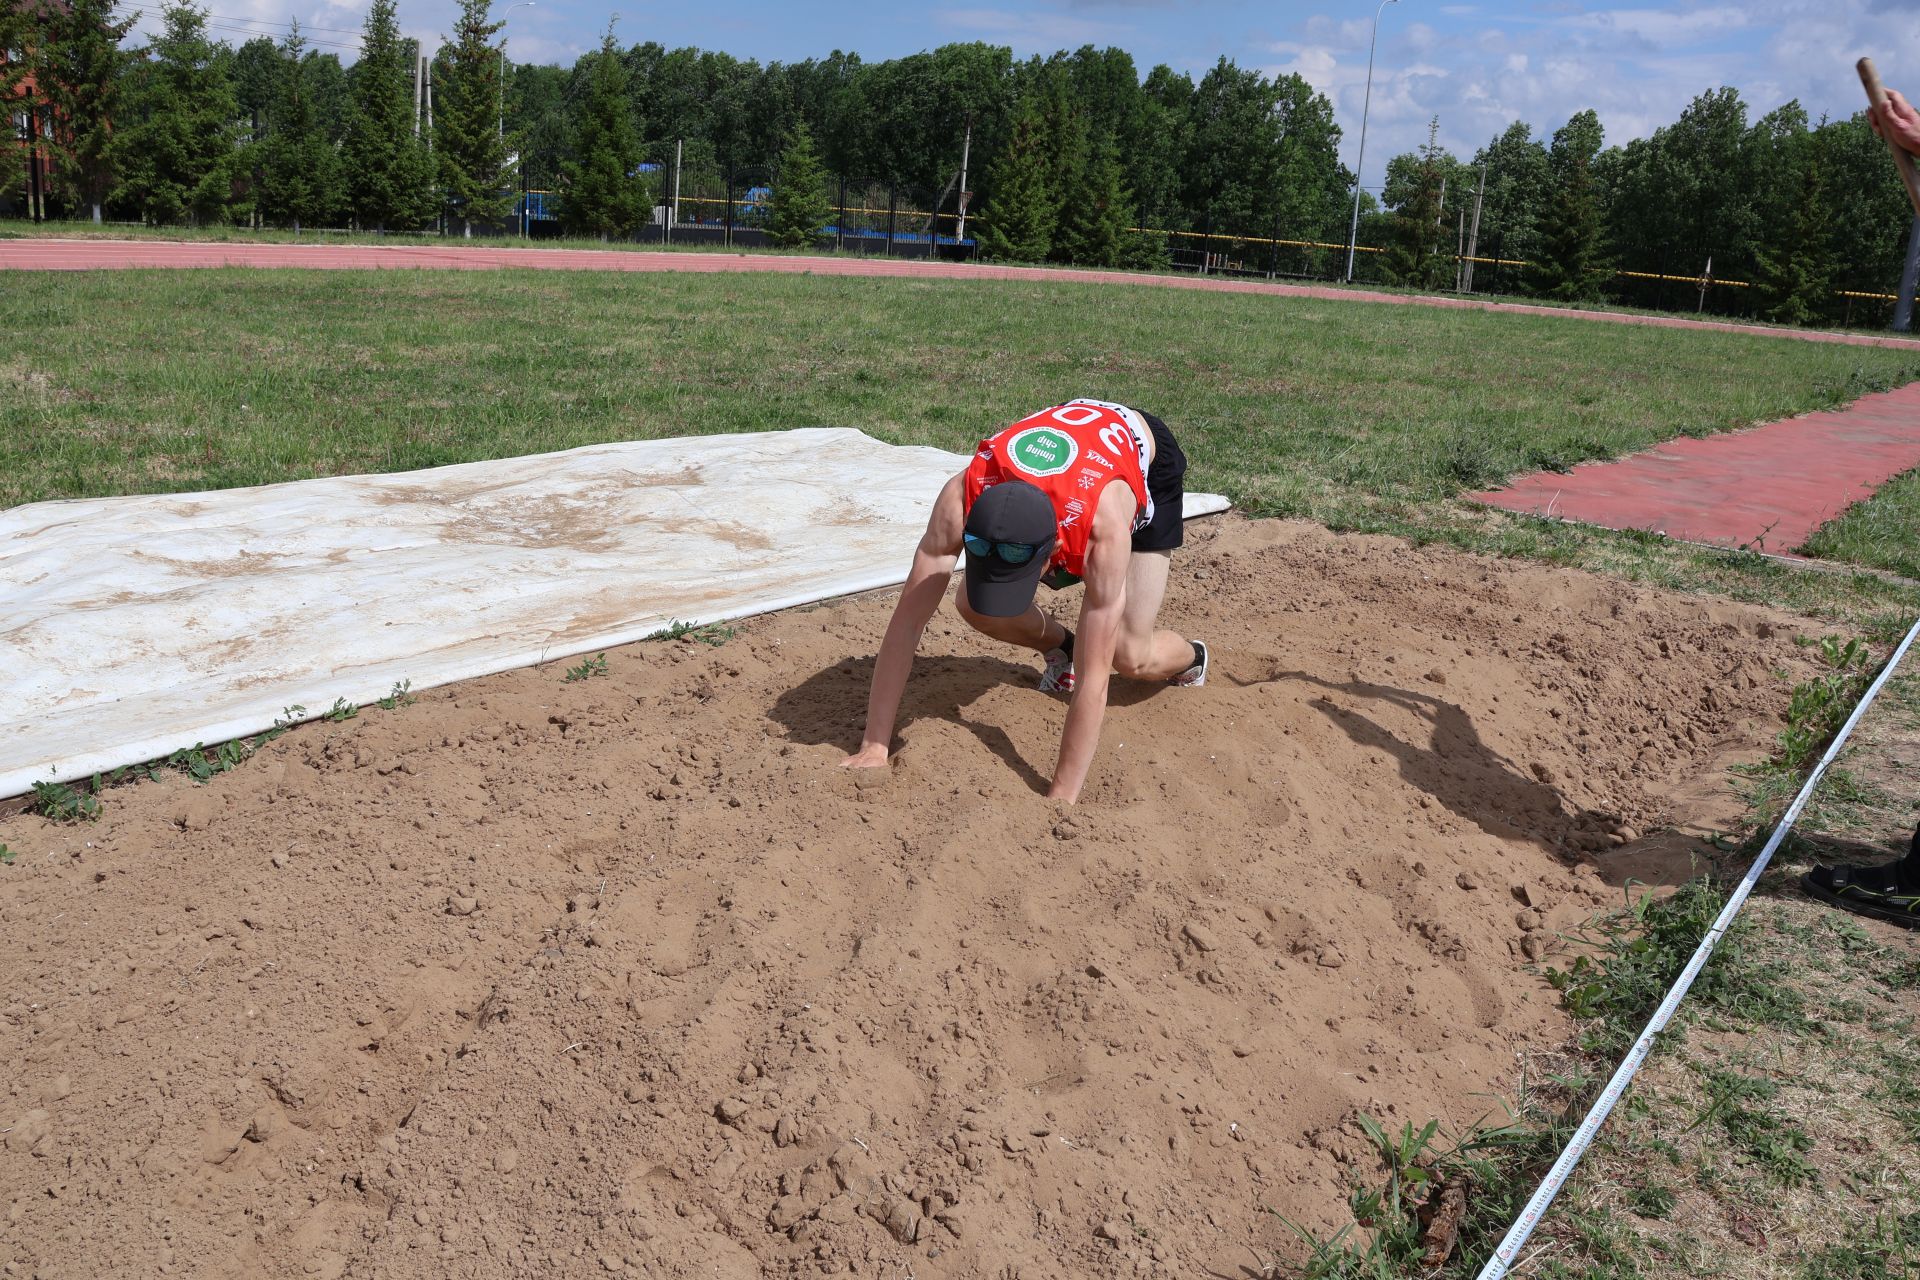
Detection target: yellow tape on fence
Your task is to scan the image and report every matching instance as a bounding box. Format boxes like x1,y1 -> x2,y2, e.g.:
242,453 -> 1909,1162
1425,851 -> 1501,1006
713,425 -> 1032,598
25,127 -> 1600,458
585,197 -> 1902,300
1614,269 -> 1751,288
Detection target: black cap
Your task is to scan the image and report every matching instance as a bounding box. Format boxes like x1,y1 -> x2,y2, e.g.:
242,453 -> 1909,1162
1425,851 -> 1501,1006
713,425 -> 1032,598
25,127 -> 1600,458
963,480 -> 1058,617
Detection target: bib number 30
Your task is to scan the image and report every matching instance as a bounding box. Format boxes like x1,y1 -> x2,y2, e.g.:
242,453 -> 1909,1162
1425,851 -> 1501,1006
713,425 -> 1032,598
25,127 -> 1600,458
1047,404 -> 1134,460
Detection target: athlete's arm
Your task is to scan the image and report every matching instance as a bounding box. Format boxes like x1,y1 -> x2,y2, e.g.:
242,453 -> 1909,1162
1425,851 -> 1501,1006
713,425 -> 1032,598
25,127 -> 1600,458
1048,482 -> 1136,803
842,472 -> 966,768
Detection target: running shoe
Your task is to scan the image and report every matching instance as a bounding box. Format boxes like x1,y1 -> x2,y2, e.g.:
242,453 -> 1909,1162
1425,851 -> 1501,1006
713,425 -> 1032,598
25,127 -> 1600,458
1170,641 -> 1209,688
1039,647 -> 1076,694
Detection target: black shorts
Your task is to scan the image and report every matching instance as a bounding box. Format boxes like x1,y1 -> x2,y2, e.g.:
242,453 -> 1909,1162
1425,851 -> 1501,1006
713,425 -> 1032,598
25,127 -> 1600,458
1132,410 -> 1188,554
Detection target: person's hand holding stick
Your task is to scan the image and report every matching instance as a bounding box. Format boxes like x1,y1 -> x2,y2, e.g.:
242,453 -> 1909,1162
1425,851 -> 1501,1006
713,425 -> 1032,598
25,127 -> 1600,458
1858,58 -> 1920,216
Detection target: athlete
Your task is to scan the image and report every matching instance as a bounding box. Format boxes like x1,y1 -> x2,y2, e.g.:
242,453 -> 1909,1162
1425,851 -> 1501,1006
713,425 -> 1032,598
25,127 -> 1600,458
840,399 -> 1208,804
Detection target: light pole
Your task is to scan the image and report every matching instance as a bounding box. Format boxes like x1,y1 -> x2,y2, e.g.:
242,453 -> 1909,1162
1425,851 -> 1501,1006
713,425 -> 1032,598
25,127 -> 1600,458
500,2 -> 534,140
1344,0 -> 1399,283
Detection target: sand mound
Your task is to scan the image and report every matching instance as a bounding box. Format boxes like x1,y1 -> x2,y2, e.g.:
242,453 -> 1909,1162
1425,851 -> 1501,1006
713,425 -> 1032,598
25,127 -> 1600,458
0,518 -> 1807,1279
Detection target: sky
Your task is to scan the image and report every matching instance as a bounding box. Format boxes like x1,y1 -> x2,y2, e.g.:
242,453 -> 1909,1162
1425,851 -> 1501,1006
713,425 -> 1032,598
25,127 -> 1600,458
124,0 -> 1920,187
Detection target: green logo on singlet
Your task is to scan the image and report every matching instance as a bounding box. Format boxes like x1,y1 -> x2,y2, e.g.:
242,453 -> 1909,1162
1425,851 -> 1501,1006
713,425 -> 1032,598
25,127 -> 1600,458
1006,426 -> 1078,477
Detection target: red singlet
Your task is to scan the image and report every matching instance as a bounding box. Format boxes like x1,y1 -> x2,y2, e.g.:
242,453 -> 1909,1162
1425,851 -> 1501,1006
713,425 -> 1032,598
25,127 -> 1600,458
963,399 -> 1153,577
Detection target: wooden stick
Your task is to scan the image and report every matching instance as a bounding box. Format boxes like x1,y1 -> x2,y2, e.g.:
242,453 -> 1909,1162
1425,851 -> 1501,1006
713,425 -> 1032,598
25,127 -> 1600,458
1858,57 -> 1920,218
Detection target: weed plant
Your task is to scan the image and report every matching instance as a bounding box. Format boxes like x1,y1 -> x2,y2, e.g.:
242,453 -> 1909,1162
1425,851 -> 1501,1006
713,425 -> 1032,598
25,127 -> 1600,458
646,619 -> 736,646
564,653 -> 609,682
29,779 -> 100,822
1547,878 -> 1805,1057
1736,635 -> 1879,818
1780,637 -> 1872,771
23,704 -> 309,823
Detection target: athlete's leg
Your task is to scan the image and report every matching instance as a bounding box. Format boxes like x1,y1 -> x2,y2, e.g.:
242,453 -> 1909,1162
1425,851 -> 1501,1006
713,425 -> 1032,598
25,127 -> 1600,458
954,578 -> 1069,654
1111,551 -> 1197,680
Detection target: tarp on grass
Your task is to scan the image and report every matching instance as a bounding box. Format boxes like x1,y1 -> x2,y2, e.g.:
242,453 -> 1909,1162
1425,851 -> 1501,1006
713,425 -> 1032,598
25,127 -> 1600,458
1,429 -> 1230,799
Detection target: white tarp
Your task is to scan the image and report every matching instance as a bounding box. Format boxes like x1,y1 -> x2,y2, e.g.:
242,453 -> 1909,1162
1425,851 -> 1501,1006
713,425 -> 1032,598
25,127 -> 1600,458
2,429 -> 1230,799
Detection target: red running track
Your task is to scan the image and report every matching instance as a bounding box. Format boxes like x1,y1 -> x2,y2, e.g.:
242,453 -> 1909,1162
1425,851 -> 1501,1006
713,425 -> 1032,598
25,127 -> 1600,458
7,237 -> 1920,352
1470,381 -> 1920,554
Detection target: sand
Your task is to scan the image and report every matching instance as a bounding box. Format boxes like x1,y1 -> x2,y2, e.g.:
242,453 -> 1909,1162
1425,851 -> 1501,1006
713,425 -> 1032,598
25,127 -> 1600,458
0,517 -> 1809,1279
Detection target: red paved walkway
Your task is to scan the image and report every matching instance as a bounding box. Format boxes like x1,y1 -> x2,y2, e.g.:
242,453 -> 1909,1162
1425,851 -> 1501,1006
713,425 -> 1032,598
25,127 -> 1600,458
1469,381 -> 1920,554
6,238 -> 1920,351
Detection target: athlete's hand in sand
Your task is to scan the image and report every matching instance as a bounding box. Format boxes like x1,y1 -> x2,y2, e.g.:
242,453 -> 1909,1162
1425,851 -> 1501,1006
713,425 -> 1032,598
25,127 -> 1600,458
840,743 -> 889,769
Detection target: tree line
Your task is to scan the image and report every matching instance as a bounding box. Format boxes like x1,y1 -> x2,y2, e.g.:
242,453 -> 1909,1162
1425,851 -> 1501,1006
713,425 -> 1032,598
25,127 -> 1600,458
1380,94 -> 1913,325
4,0 -> 1912,322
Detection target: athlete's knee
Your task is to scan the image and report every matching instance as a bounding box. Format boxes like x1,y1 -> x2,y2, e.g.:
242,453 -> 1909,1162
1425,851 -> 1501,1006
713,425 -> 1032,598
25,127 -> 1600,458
952,580 -> 998,635
1112,635 -> 1155,679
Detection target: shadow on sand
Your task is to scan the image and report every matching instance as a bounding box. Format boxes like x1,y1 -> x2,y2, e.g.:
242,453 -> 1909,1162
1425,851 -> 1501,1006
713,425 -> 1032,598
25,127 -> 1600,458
769,654 -> 1057,794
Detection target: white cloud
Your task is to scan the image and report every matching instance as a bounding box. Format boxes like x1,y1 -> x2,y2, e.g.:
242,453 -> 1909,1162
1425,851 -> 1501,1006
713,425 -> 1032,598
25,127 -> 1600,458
934,7 -> 1129,46
1561,6 -> 1751,46
1276,0 -> 1920,176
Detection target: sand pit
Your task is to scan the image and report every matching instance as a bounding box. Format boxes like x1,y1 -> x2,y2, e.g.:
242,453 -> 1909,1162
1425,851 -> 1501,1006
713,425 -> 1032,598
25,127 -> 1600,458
0,517 -> 1811,1279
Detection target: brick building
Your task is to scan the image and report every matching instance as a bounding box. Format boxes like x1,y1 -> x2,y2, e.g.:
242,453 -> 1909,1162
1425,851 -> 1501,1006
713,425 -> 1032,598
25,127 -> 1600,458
4,0 -> 73,219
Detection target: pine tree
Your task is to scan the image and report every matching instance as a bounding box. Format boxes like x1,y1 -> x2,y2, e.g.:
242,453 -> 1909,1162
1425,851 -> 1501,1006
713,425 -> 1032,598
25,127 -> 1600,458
766,122 -> 829,250
345,0 -> 436,232
39,0 -> 136,224
259,24 -> 342,232
978,101 -> 1055,262
1528,112 -> 1608,300
229,34 -> 278,226
110,2 -> 238,226
560,31 -> 647,240
1054,133 -> 1132,267
1382,120 -> 1450,288
1528,159 -> 1606,299
1754,138 -> 1832,326
434,0 -> 513,237
1043,92 -> 1088,263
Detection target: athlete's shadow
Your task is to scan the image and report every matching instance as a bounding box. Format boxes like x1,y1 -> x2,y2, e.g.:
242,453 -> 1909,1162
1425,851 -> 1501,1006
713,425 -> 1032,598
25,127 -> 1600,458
1255,670 -> 1630,861
770,654 -> 1054,793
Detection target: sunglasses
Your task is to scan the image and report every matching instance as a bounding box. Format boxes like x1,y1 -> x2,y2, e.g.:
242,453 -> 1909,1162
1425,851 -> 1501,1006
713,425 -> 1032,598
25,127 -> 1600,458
964,532 -> 1046,565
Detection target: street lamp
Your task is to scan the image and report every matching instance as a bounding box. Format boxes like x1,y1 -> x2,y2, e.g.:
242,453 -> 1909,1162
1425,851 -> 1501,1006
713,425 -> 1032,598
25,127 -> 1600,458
1344,0 -> 1399,283
500,2 -> 534,140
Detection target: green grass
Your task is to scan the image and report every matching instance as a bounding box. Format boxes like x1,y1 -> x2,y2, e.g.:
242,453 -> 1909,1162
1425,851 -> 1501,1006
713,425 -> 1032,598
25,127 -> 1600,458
6,267 -> 1920,628
3,269 -> 1917,514
2,219 -> 1907,339
1797,1213 -> 1920,1280
1547,877 -> 1808,1056
0,217 -> 787,254
1799,468 -> 1920,582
